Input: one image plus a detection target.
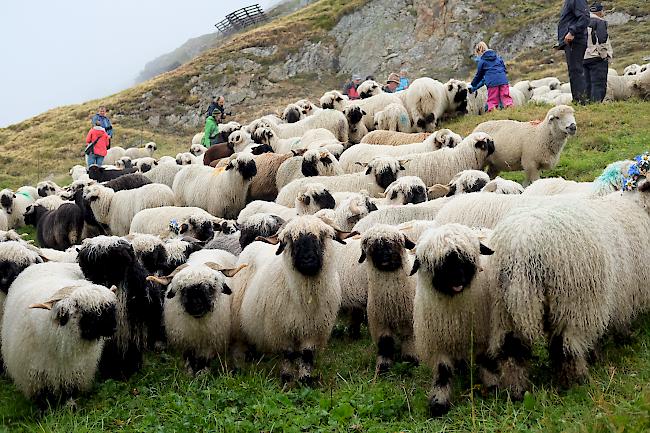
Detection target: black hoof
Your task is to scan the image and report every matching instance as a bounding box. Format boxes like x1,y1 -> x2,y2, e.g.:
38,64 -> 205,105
280,372 -> 294,385
428,399 -> 451,417
402,355 -> 419,366
298,374 -> 315,387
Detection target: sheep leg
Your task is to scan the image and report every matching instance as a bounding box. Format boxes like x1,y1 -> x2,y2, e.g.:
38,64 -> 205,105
184,350 -> 210,375
400,334 -> 419,366
428,361 -> 453,417
376,335 -> 395,373
296,347 -> 316,386
476,353 -> 499,392
280,350 -> 299,385
493,332 -> 531,400
348,307 -> 364,340
522,165 -> 541,187
549,334 -> 589,389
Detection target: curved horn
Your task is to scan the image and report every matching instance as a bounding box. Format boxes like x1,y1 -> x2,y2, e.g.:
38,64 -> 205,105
146,264 -> 189,286
204,262 -> 248,277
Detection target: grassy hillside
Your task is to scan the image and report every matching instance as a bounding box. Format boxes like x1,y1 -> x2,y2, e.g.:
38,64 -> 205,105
2,100 -> 650,432
1,0 -> 648,190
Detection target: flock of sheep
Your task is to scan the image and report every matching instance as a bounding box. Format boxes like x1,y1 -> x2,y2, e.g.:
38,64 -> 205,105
0,64 -> 649,416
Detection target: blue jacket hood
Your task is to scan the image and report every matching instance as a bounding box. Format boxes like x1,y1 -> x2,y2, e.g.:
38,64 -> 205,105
482,50 -> 498,61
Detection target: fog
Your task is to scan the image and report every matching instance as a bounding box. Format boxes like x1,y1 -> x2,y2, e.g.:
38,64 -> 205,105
0,0 -> 278,127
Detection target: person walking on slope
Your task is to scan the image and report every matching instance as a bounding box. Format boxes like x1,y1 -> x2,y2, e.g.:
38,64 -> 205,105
583,2 -> 612,103
557,0 -> 590,104
469,42 -> 513,112
201,110 -> 219,148
91,106 -> 113,142
84,120 -> 110,167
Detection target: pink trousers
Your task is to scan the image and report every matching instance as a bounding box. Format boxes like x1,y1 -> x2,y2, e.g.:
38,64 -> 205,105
487,85 -> 514,111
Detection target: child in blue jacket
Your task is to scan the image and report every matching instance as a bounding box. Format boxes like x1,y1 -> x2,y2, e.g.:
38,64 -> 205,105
469,42 -> 513,112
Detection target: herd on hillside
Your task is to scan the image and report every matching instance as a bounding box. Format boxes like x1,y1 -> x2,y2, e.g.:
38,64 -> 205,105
0,64 -> 649,416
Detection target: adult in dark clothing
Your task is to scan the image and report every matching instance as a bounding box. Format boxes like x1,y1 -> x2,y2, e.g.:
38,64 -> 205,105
91,106 -> 113,140
343,74 -> 362,100
557,0 -> 590,104
583,2 -> 612,103
207,96 -> 227,122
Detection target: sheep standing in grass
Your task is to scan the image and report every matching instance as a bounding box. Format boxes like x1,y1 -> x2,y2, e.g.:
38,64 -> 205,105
276,156 -> 406,206
23,203 -> 84,250
359,225 -> 417,372
474,105 -> 576,184
487,184 -> 650,399
173,153 -> 257,219
398,78 -> 468,132
339,129 -> 461,173
78,236 -> 163,379
319,90 -> 403,131
0,188 -> 35,228
1,262 -> 117,405
401,132 -> 495,187
125,142 -> 157,159
360,131 -> 431,145
148,255 -> 245,374
411,224 -> 497,416
83,183 -> 175,236
232,216 -> 352,384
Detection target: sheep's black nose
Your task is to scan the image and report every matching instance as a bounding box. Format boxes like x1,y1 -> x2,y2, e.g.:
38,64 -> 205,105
567,123 -> 577,135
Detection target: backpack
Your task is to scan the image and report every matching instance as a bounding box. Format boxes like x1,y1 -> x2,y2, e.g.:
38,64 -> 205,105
586,19 -> 613,60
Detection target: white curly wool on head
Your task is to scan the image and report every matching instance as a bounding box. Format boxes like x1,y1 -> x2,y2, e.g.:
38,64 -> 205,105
0,241 -> 42,265
129,233 -> 164,253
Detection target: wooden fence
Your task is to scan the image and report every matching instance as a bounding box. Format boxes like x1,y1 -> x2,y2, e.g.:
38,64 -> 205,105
215,4 -> 268,36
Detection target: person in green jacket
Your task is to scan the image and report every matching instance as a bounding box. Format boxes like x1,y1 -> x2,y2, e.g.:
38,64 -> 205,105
201,112 -> 219,148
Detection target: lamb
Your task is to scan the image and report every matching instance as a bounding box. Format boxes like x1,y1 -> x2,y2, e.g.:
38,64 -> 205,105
282,103 -> 304,123
360,130 -> 431,145
143,162 -> 184,188
231,216 -> 352,383
605,74 -> 634,101
529,77 -> 561,90
173,153 -> 257,219
157,156 -> 177,165
113,156 -> 134,170
357,80 -> 383,98
623,64 -> 642,76
276,156 -> 406,206
23,203 -> 84,250
130,206 -> 220,241
176,152 -> 202,165
77,236 -> 163,379
1,262 -> 117,404
379,176 -> 428,206
338,129 -> 461,173
401,132 -> 495,187
474,105 -> 576,184
295,99 -> 319,116
410,224 -> 496,416
253,127 -> 341,154
132,157 -> 158,173
508,86 -> 527,106
147,256 -> 245,374
263,109 -> 349,143
240,183 -> 336,222
87,165 -> 138,182
37,181 -> 64,197
512,81 -> 534,101
124,142 -> 157,159
228,130 -> 256,153
398,78 -> 468,131
487,184 -> 650,400
236,213 -> 286,251
466,87 -> 488,115
373,102 -> 412,132
83,183 -> 175,236
482,177 -> 525,195
359,225 -> 417,372
275,148 -> 343,190
103,173 -> 152,191
320,90 -> 403,131
344,106 -> 369,144
190,143 -> 207,157
103,147 -> 126,165
0,188 -> 35,228
315,192 -> 378,231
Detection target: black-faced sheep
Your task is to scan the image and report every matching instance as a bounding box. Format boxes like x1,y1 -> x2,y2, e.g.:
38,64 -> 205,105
88,165 -> 138,182
320,91 -> 403,131
344,105 -> 369,145
275,148 -> 343,190
124,142 -> 157,159
1,262 -> 117,405
37,181 -> 64,197
130,206 -> 221,241
399,78 -> 468,132
0,188 -> 35,228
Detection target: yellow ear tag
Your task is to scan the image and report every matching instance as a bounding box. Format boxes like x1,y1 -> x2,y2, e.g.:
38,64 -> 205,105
212,166 -> 226,176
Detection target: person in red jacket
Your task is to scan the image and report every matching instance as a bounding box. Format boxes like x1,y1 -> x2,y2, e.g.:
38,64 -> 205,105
85,120 -> 111,167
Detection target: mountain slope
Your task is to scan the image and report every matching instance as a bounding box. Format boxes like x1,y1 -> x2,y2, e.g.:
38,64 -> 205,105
0,0 -> 648,189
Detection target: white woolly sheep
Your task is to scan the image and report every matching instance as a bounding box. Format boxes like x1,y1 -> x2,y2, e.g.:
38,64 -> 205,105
360,130 -> 431,146
398,78 -> 469,132
232,216 -> 352,383
130,206 -> 221,241
481,177 -> 525,195
467,87 -> 488,115
103,147 -> 126,165
143,162 -> 184,188
344,106 -> 369,144
16,186 -> 39,201
359,225 -> 417,372
236,213 -> 286,252
190,143 -> 207,157
379,176 -> 428,206
282,103 -> 304,123
339,129 -> 461,173
474,105 -> 577,184
357,80 -> 383,99
262,109 -> 349,143
295,99 -> 319,117
315,191 -> 378,231
352,197 -> 453,233
487,185 -> 650,400
276,156 -> 406,206
411,224 -> 496,416
623,64 -> 642,76
175,152 -> 202,165
320,90 -> 403,131
114,156 -> 134,170
158,156 -> 177,165
83,183 -> 175,236
1,262 -> 117,404
0,188 -> 35,229
132,156 -> 158,173
36,181 -> 63,197
173,153 -> 257,219
508,87 -> 527,107
34,195 -> 67,211
275,148 -> 344,190
513,81 -> 534,101
125,142 -> 157,159
70,165 -> 89,182
374,103 -> 412,132
401,132 -> 495,187
529,77 -> 561,90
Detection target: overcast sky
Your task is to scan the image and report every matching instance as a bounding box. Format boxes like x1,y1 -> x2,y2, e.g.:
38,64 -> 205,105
0,0 -> 278,127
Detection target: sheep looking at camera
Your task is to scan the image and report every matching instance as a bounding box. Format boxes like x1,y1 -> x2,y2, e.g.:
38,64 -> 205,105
357,80 -> 383,99
275,148 -> 343,190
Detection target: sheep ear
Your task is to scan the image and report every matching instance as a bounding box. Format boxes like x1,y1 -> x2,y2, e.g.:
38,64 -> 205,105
221,283 -> 232,295
355,162 -> 368,168
365,167 -> 372,175
409,258 -> 420,276
334,230 -> 359,245
275,242 -> 286,255
179,223 -> 189,234
29,302 -> 55,310
404,237 -> 416,250
204,262 -> 247,277
361,109 -> 367,116
479,243 -> 494,255
255,235 -> 280,245
428,184 -> 451,199
358,251 -> 367,263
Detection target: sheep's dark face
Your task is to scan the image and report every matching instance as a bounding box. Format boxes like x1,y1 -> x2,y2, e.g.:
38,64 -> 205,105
23,205 -> 37,226
252,128 -> 274,146
146,143 -> 157,152
429,250 -> 478,296
401,185 -> 427,204
359,85 -> 378,99
346,106 -> 365,125
1,193 -> 14,214
301,157 -> 320,177
37,184 -> 55,197
180,218 -> 214,242
312,190 -> 336,210
137,244 -> 168,275
284,107 -> 301,124
474,137 -> 495,156
369,165 -> 401,190
416,113 -> 436,130
231,158 -> 257,180
366,238 -> 404,272
290,233 -> 324,276
251,144 -> 274,155
78,241 -> 135,286
140,163 -> 152,173
79,302 -> 117,340
179,283 -> 216,318
239,216 -> 284,250
321,99 -> 335,110
0,260 -> 29,293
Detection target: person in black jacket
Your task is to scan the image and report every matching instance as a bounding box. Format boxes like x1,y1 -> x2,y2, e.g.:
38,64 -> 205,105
557,0 -> 590,104
207,96 -> 227,122
583,2 -> 613,103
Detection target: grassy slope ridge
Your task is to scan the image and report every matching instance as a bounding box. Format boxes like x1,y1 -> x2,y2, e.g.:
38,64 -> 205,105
2,101 -> 650,432
0,0 -> 648,189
